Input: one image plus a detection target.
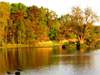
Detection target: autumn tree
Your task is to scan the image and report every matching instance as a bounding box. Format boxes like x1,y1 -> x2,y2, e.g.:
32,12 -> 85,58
0,2 -> 10,46
60,7 -> 97,43
8,3 -> 27,44
0,2 -> 99,48
58,14 -> 74,40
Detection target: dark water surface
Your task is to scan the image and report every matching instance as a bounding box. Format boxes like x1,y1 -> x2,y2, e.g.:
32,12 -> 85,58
0,47 -> 100,75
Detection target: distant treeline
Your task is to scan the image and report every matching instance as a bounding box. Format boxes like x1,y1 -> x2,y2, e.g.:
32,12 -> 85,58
0,2 -> 100,46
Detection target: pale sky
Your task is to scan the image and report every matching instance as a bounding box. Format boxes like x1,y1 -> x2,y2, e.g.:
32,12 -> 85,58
0,0 -> 100,25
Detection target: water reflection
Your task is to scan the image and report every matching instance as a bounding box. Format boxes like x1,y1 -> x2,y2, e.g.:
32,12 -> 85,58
0,47 -> 53,73
0,48 -> 99,75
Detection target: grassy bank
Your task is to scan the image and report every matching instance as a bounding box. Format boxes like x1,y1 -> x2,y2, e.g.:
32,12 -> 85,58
0,41 -> 61,48
0,39 -> 100,52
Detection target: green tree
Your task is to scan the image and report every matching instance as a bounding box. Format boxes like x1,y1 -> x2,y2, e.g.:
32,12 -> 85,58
49,27 -> 57,40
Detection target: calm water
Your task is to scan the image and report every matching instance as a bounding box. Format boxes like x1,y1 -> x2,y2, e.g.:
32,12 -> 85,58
0,47 -> 100,75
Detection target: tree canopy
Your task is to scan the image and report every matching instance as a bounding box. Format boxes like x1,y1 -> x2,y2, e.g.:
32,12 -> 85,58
0,2 -> 99,47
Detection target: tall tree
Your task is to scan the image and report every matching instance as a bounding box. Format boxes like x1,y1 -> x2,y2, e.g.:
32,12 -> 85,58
0,2 -> 10,46
8,3 -> 27,44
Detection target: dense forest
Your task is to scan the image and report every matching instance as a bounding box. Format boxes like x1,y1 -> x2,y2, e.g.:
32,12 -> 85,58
0,2 -> 100,49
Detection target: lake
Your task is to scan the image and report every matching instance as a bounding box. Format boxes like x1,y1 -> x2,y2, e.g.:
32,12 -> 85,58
0,47 -> 100,75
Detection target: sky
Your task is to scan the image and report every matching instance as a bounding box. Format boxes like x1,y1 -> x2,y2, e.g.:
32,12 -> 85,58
0,0 -> 100,25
